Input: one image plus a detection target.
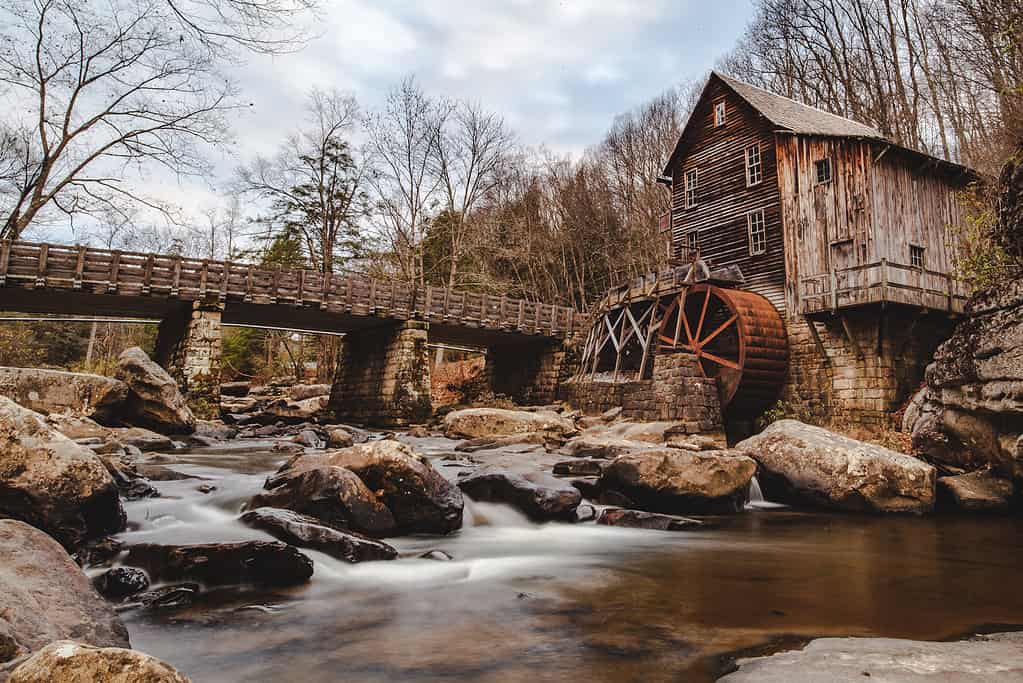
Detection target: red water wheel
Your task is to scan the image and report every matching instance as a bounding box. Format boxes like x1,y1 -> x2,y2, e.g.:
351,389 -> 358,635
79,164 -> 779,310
657,284 -> 788,415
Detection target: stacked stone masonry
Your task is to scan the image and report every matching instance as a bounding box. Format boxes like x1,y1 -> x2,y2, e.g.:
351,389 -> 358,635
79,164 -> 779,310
154,300 -> 223,411
562,352 -> 723,434
781,310 -> 954,427
485,340 -> 578,405
330,321 -> 431,427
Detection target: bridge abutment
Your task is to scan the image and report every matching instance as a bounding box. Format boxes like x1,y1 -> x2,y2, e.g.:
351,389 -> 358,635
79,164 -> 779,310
329,320 -> 432,426
485,340 -> 578,405
154,300 -> 223,417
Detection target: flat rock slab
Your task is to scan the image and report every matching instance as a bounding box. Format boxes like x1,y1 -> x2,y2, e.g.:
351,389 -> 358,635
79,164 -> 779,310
0,366 -> 127,422
123,541 -> 313,587
241,508 -> 397,563
0,520 -> 129,665
596,508 -> 702,531
719,632 -> 1023,682
937,470 -> 1013,512
443,408 -> 576,440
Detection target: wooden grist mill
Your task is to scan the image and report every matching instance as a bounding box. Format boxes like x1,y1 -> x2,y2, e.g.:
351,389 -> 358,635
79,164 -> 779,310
575,261 -> 789,417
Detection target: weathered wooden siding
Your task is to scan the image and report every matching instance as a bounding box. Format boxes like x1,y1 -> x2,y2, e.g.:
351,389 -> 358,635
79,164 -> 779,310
778,136 -> 968,315
668,79 -> 787,314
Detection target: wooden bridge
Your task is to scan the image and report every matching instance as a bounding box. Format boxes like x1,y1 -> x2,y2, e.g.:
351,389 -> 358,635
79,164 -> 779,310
0,240 -> 582,426
0,240 -> 580,344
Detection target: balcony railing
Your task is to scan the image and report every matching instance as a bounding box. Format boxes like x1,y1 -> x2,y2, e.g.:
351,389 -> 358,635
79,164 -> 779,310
800,259 -> 969,315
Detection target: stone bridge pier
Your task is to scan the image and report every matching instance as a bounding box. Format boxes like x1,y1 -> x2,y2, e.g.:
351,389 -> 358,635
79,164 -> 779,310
484,340 -> 578,405
154,300 -> 224,417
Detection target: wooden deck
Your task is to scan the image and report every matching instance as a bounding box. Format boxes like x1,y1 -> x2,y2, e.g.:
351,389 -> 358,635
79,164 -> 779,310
800,259 -> 969,315
0,240 -> 580,339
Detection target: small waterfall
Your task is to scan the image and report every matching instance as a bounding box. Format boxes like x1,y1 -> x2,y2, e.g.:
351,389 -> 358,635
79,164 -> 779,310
745,475 -> 786,509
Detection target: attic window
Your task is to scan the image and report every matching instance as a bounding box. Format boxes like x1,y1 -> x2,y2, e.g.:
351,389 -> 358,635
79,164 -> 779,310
815,158 -> 832,184
745,144 -> 763,186
685,168 -> 698,208
910,245 -> 925,268
714,101 -> 726,127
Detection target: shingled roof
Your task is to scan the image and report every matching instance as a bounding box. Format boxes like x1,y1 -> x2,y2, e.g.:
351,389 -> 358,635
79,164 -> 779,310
712,72 -> 885,139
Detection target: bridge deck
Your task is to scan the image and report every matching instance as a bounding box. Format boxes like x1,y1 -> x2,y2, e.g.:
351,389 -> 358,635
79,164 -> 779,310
0,241 -> 580,342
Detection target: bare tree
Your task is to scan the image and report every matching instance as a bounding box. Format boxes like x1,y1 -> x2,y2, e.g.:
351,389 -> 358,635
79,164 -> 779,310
0,0 -> 244,239
163,0 -> 319,57
237,89 -> 368,273
366,77 -> 449,288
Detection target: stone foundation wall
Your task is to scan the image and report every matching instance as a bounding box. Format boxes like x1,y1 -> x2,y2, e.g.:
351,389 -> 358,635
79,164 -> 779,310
330,320 -> 431,427
562,351 -> 723,434
486,340 -> 578,405
782,311 -> 955,427
154,300 -> 223,415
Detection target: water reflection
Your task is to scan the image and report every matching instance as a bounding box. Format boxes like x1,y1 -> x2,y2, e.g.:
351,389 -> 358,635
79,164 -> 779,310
119,437 -> 1023,682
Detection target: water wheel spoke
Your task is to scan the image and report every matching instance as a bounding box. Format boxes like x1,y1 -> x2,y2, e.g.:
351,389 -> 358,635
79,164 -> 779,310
673,294 -> 684,347
698,314 -> 737,349
694,287 -> 712,341
700,350 -> 741,371
681,297 -> 695,348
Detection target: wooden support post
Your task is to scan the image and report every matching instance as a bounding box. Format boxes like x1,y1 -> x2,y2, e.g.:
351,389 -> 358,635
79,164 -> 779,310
73,245 -> 86,289
219,262 -> 229,301
517,300 -> 525,331
270,269 -> 279,304
838,314 -> 864,359
244,265 -> 253,302
34,244 -> 48,288
830,269 -> 838,312
171,256 -> 182,296
320,272 -> 331,310
0,241 -> 11,285
108,252 -> 120,293
199,260 -> 209,298
803,316 -> 830,366
142,255 -> 154,295
344,276 -> 353,311
297,269 -> 305,304
368,279 -> 377,313
424,286 -> 433,320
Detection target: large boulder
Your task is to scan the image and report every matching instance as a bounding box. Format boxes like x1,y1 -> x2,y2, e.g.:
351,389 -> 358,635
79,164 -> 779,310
0,367 -> 127,423
443,408 -> 576,440
249,465 -> 396,538
720,632 -> 1023,682
457,469 -> 581,521
115,347 -> 195,435
266,396 -> 329,422
0,398 -> 125,549
600,449 -> 757,514
937,470 -> 1014,512
7,640 -> 189,682
738,420 -> 935,514
289,441 -> 464,535
240,508 -> 398,563
123,541 -> 313,587
0,520 -> 129,666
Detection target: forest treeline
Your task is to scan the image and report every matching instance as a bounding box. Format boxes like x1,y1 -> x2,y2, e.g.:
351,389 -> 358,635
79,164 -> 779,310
0,0 -> 1019,377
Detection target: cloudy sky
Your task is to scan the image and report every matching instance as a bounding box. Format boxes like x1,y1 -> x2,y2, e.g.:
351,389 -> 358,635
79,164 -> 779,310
177,1 -> 753,204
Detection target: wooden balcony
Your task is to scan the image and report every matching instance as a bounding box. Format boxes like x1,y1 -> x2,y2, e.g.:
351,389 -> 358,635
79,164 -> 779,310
800,259 -> 970,316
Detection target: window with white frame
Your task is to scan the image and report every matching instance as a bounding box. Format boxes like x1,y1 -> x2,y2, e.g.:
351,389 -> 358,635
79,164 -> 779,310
714,101 -> 726,127
745,143 -> 762,186
910,244 -> 925,268
815,158 -> 832,184
747,209 -> 767,255
687,230 -> 699,253
684,168 -> 698,208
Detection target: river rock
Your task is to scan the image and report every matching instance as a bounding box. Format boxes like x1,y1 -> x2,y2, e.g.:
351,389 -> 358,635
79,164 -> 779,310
0,367 -> 128,422
455,432 -> 549,452
194,419 -> 237,441
552,459 -> 606,477
266,396 -> 329,422
93,566 -> 151,600
115,347 -> 195,435
0,397 -> 125,549
719,632 -> 1023,682
739,420 -> 936,513
123,541 -> 314,587
937,470 -> 1013,512
295,440 -> 464,535
597,421 -> 688,444
457,468 -> 581,521
596,508 -> 702,531
288,384 -> 331,401
561,435 -> 656,459
600,449 -> 757,514
7,640 -> 190,683
220,381 -> 250,397
0,520 -> 129,665
251,465 -> 396,537
326,428 -> 354,449
443,408 -> 576,440
241,507 -> 397,563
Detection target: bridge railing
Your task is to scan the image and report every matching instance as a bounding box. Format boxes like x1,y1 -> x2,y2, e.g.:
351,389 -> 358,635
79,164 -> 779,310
0,240 -> 580,338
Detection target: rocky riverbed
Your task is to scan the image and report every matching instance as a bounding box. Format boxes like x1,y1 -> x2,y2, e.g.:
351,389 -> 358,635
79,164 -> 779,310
1,348 -> 1023,681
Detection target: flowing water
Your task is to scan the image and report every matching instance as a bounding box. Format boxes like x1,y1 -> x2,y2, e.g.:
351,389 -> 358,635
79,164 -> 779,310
112,435 -> 1023,682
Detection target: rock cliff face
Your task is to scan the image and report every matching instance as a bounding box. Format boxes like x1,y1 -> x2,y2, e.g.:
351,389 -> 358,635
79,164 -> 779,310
910,147 -> 1023,484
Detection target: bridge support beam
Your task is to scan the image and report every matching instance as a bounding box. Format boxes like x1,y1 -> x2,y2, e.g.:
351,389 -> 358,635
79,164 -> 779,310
485,339 -> 577,405
329,320 -> 431,427
154,300 -> 223,418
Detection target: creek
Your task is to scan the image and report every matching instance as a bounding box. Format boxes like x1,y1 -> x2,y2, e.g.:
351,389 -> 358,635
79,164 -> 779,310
112,435 -> 1023,682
